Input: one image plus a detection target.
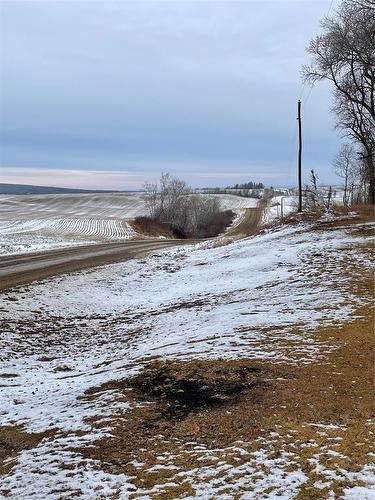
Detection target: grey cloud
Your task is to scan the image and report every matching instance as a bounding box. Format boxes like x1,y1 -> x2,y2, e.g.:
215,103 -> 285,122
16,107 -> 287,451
0,0 -> 340,188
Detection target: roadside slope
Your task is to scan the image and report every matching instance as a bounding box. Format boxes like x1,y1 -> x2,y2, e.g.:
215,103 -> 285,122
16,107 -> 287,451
0,214 -> 374,498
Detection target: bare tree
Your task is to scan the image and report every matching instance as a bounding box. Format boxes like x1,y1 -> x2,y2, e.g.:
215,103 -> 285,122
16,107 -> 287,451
143,173 -> 228,237
333,143 -> 358,204
143,173 -> 189,222
143,181 -> 159,217
333,90 -> 375,202
187,195 -> 221,236
350,0 -> 375,10
303,0 -> 375,203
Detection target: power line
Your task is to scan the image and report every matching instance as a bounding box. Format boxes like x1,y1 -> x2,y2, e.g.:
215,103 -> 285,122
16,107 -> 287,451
304,83 -> 314,105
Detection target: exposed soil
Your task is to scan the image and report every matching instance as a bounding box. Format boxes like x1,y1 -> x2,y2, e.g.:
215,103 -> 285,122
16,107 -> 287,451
87,359 -> 271,418
0,426 -> 54,477
127,360 -> 264,413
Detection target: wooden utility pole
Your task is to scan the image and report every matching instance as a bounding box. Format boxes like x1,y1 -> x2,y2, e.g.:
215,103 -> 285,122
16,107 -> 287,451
297,99 -> 302,212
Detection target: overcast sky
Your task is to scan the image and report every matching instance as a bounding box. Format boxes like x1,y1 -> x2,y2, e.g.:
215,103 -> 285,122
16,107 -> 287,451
0,0 -> 341,190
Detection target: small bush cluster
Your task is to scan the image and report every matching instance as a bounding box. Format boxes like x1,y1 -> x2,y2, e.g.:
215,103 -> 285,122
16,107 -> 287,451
134,210 -> 235,239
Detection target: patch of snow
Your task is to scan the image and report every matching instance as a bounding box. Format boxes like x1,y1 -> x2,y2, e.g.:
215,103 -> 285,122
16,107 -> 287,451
264,196 -> 298,223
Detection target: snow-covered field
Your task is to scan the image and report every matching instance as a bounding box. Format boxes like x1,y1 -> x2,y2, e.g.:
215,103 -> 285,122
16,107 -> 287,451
0,218 -> 136,255
0,192 -> 259,255
1,218 -> 374,498
0,192 -> 148,221
205,193 -> 259,210
0,193 -> 146,255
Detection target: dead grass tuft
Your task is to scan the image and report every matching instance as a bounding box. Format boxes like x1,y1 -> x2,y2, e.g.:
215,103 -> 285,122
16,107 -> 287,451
0,425 -> 54,478
333,203 -> 375,219
130,217 -> 176,238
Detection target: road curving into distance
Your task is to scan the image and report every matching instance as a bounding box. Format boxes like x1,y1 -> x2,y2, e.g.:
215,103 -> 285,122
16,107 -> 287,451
0,194 -> 270,291
225,196 -> 270,237
0,239 -> 199,291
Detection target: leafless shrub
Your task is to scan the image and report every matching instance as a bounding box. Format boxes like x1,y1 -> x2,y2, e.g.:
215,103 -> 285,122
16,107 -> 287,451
333,143 -> 359,205
143,173 -> 235,238
303,170 -> 335,210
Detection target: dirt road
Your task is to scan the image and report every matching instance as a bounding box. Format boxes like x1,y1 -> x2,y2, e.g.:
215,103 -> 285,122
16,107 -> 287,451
0,239 -> 198,290
226,196 -> 270,237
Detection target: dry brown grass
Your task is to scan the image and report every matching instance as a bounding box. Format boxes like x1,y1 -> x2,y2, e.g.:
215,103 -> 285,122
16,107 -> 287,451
333,203 -> 375,219
130,217 -> 176,239
0,426 -> 54,478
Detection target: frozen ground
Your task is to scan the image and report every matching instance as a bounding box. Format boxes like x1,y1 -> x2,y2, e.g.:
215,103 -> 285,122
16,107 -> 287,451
0,219 -> 374,498
0,192 -> 148,221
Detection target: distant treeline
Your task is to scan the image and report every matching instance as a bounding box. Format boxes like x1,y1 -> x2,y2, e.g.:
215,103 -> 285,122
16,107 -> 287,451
195,181 -> 265,198
226,182 -> 264,190
199,181 -> 264,191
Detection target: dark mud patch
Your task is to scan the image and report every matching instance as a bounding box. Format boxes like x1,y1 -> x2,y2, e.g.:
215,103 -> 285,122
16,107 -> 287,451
126,359 -> 265,418
85,359 -> 270,421
77,359 -> 279,479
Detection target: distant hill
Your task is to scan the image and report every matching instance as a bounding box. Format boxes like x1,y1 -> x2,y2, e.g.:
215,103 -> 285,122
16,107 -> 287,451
0,183 -> 122,195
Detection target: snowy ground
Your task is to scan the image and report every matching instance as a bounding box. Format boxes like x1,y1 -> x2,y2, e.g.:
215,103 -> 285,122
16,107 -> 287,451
265,196 -> 298,222
265,188 -> 350,224
0,219 -> 136,255
1,218 -> 374,498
